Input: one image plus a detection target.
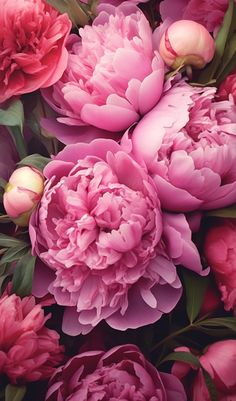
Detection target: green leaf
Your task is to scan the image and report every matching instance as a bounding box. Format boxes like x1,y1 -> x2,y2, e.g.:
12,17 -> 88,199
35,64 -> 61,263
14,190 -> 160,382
12,252 -> 36,297
182,270 -> 209,324
46,0 -> 89,26
0,178 -> 6,190
161,351 -> 201,367
198,317 -> 236,332
17,154 -> 50,172
0,234 -> 28,249
202,368 -> 218,401
215,32 -> 236,82
0,245 -> 29,266
198,0 -> 235,84
5,384 -> 26,401
206,205 -> 236,218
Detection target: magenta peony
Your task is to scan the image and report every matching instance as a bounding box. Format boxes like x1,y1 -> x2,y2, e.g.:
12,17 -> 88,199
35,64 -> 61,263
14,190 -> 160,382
132,80 -> 236,212
3,166 -> 44,226
29,138 -> 203,335
42,3 -> 164,133
218,69 -> 236,103
172,340 -> 236,400
160,0 -> 233,33
46,344 -> 187,401
204,220 -> 236,312
0,293 -> 64,384
159,20 -> 215,69
0,127 -> 18,181
0,0 -> 71,104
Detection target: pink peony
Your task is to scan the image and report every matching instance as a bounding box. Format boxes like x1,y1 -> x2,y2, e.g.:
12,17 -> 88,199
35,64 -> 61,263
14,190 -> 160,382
0,293 -> 64,384
132,80 -> 236,212
42,3 -> 164,134
0,127 -> 18,181
218,69 -> 236,103
172,340 -> 236,400
204,220 -> 236,312
0,0 -> 71,104
160,0 -> 233,33
29,138 -> 203,335
46,344 -> 187,401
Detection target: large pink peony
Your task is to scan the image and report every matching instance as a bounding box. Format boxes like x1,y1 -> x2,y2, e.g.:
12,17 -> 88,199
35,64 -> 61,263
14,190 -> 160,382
42,3 -> 164,134
0,0 -> 71,104
46,344 -> 187,401
160,0 -> 234,33
29,138 -> 202,335
0,293 -> 64,384
132,80 -> 236,212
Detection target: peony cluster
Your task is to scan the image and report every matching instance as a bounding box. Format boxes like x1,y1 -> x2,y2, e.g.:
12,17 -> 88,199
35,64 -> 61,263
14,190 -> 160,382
29,138 -> 203,335
42,3 -> 165,136
0,293 -> 64,383
46,344 -> 187,401
0,0 -> 71,104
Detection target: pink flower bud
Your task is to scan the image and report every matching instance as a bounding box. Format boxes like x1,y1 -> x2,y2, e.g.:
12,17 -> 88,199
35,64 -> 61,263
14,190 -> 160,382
3,166 -> 44,226
159,20 -> 215,69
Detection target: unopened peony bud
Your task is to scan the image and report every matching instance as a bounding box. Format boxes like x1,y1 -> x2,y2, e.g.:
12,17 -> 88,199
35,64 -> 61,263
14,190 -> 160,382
3,166 -> 44,226
159,20 -> 215,69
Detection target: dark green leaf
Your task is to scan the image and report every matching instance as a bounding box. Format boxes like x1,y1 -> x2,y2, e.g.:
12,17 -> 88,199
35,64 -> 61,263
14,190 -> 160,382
5,384 -> 26,401
215,32 -> 236,82
46,0 -> 89,26
0,234 -> 28,249
0,245 -> 29,265
17,154 -> 50,172
161,351 -> 200,367
0,100 -> 24,128
12,252 -> 36,297
206,205 -> 236,218
198,317 -> 236,332
202,368 -> 218,401
198,0 -> 235,84
182,270 -> 209,323
0,178 -> 6,190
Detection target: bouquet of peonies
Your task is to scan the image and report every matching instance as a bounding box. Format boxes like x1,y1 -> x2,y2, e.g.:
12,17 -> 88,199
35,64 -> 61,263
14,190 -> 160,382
0,0 -> 236,399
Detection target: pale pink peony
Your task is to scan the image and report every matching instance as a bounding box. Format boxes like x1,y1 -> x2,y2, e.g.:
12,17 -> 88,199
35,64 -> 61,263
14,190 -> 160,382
160,0 -> 234,33
0,0 -> 71,104
42,3 -> 164,134
204,220 -> 236,312
218,69 -> 236,103
132,80 -> 236,212
0,293 -> 64,384
46,344 -> 187,401
172,341 -> 236,400
29,138 -> 203,335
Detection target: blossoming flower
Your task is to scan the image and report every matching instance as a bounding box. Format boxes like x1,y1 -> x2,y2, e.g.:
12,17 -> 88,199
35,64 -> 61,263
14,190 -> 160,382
0,293 -> 64,383
29,138 -> 202,335
42,3 -> 164,134
46,344 -> 187,401
132,80 -> 236,212
0,0 -> 71,104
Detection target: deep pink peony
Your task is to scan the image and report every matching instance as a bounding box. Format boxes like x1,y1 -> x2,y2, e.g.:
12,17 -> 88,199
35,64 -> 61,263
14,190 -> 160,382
172,341 -> 236,400
160,0 -> 234,33
0,293 -> 64,384
0,127 -> 18,181
42,3 -> 164,134
29,138 -> 203,335
46,344 -> 187,401
132,80 -> 236,212
218,69 -> 236,103
0,0 -> 71,104
204,220 -> 236,312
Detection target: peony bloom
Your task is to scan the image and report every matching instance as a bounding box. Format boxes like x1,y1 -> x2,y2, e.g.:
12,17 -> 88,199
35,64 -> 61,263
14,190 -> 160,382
172,340 -> 236,400
159,0 -> 234,33
29,138 -> 203,335
204,220 -> 236,312
218,69 -> 236,103
3,166 -> 44,226
159,20 -> 215,69
46,344 -> 187,401
0,293 -> 64,384
0,127 -> 18,181
42,3 -> 164,134
0,0 -> 71,104
132,80 -> 236,212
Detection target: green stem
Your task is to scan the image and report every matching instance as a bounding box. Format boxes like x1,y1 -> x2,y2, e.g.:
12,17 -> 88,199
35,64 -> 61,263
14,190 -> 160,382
7,127 -> 27,160
151,324 -> 195,352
